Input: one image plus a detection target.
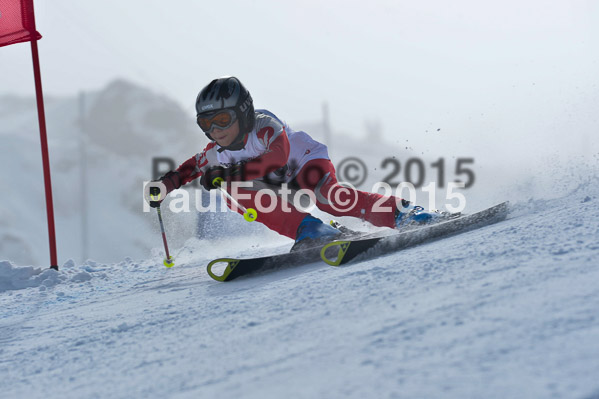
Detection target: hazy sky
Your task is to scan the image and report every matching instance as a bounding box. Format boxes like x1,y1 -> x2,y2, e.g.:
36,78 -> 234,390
1,0 -> 598,162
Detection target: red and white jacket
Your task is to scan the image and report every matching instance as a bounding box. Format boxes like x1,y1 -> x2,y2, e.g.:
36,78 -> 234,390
175,109 -> 329,186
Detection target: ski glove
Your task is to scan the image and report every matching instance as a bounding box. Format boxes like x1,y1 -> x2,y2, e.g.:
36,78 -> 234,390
200,165 -> 244,191
148,171 -> 182,208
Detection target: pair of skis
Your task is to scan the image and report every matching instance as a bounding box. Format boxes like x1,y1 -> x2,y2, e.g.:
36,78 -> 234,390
206,202 -> 509,282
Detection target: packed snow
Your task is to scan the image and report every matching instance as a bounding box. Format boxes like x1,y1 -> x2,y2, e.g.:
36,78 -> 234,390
1,167 -> 599,398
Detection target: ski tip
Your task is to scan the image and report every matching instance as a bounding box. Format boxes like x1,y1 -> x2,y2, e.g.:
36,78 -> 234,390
320,241 -> 351,266
207,258 -> 240,281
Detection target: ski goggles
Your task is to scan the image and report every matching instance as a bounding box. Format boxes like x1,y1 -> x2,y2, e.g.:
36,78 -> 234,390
197,109 -> 237,133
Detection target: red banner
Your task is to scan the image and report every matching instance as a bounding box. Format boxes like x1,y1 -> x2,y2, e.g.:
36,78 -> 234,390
0,0 -> 42,47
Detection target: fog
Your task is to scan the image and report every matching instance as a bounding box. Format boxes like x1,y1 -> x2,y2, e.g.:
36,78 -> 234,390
2,0 -> 597,159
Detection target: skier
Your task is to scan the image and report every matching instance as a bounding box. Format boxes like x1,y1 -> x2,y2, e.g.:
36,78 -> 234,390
148,76 -> 448,249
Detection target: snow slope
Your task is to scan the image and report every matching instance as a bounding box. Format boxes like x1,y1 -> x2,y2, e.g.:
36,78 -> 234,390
1,170 -> 599,398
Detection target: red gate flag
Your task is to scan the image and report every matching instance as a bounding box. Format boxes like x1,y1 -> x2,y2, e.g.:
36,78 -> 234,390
0,0 -> 59,270
0,0 -> 42,47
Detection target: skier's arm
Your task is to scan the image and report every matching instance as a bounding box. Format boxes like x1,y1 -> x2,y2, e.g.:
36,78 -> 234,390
196,127 -> 291,190
242,129 -> 290,180
151,143 -> 218,198
155,121 -> 290,193
198,131 -> 290,190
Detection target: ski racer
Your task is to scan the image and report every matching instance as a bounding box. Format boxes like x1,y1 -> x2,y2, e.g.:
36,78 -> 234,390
148,76 -> 447,249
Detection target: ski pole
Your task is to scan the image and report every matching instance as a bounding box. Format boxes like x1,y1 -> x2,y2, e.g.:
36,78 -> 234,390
150,190 -> 175,268
212,177 -> 257,222
156,206 -> 175,267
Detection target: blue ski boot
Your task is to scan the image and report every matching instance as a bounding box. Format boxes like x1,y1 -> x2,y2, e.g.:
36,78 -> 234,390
395,199 -> 458,229
291,215 -> 341,252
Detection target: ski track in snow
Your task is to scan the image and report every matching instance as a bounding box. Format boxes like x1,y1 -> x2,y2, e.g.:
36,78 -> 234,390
2,182 -> 599,399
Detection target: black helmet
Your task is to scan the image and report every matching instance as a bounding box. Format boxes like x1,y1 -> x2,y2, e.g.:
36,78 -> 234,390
195,76 -> 255,148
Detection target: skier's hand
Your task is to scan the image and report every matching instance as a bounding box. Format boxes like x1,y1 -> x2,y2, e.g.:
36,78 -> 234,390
200,165 -> 244,190
147,171 -> 182,207
160,171 -> 182,192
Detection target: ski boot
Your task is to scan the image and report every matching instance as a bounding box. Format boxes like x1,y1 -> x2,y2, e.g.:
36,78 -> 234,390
395,199 -> 459,229
291,215 -> 341,252
329,220 -> 363,239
